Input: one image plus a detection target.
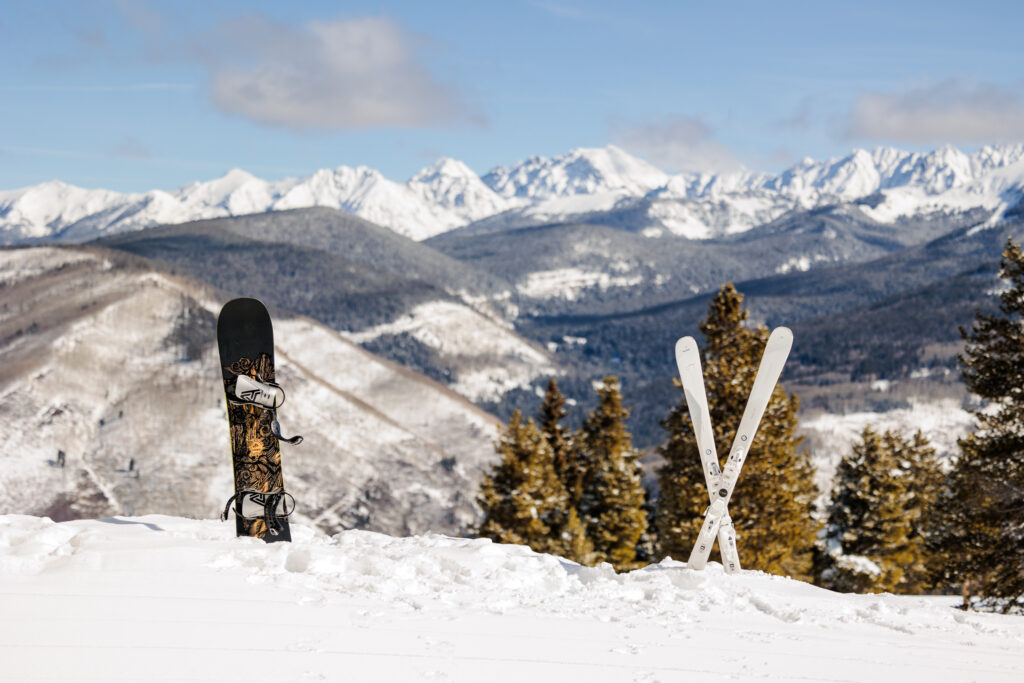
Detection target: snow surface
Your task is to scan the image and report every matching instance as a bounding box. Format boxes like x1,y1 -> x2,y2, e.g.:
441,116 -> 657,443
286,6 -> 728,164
5,143 -> 1024,245
2,514 -> 1022,682
345,300 -> 556,402
518,267 -> 644,301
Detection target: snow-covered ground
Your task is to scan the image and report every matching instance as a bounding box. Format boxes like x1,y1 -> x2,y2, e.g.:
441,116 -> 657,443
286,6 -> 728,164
345,300 -> 557,402
2,514 -> 1022,682
517,267 -> 644,301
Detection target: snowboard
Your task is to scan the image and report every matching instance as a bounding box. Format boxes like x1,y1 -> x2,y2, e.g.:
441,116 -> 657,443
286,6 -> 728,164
217,298 -> 291,542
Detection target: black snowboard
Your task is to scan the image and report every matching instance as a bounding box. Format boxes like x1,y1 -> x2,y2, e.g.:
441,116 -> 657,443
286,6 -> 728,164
217,298 -> 291,542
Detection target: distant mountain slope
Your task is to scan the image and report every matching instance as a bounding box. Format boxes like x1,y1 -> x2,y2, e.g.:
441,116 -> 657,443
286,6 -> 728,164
0,246 -> 499,535
509,217 -> 1024,446
101,207 -> 511,305
4,143 -> 1024,245
428,204 -> 982,317
97,209 -> 556,403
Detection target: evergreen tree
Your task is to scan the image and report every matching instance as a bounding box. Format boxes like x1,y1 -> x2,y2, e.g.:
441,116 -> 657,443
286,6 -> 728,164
657,283 -> 819,579
889,430 -> 943,594
817,427 -> 915,593
536,378 -> 596,565
936,239 -> 1024,611
576,377 -> 648,571
538,378 -> 576,503
477,410 -> 573,556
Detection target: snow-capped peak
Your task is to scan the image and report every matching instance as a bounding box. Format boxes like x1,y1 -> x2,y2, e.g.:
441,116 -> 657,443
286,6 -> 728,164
482,145 -> 670,200
5,143 -> 1024,246
408,158 -> 513,222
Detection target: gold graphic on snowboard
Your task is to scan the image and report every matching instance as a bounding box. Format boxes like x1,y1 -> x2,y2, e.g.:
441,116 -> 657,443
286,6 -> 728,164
224,353 -> 284,539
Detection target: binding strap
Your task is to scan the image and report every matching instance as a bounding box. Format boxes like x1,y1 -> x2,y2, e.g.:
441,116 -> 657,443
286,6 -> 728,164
227,375 -> 303,445
222,489 -> 296,536
229,375 -> 286,409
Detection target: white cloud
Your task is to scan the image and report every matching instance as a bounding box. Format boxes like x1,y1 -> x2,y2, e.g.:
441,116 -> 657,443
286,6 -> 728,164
204,15 -> 473,130
611,116 -> 742,173
845,79 -> 1024,144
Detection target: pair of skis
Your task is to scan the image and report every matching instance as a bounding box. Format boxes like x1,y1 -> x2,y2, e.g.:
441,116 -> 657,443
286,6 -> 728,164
674,327 -> 793,573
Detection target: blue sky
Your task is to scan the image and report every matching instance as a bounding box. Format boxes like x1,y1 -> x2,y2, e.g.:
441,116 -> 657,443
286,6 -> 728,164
2,0 -> 1024,191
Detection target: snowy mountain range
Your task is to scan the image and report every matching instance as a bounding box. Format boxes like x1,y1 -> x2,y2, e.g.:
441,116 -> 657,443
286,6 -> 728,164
4,144 -> 1024,244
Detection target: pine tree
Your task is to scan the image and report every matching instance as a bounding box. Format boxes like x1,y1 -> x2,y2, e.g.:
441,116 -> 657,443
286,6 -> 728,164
657,283 -> 819,579
936,239 -> 1024,611
817,427 -> 915,593
889,430 -> 943,594
536,378 -> 596,565
538,378 -> 576,503
477,410 -> 572,556
576,377 -> 648,571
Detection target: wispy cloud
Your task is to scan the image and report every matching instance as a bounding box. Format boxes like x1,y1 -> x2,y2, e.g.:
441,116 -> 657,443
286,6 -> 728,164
844,79 -> 1024,144
110,138 -> 151,160
611,115 -> 742,173
0,83 -> 195,92
199,15 -> 478,130
773,97 -> 816,133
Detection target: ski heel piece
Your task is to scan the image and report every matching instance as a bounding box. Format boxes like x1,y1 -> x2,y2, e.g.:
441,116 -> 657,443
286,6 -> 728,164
221,489 -> 296,536
718,516 -> 741,574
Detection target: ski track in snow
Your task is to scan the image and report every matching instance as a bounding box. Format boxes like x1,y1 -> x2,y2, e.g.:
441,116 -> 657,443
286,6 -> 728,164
2,515 -> 1023,682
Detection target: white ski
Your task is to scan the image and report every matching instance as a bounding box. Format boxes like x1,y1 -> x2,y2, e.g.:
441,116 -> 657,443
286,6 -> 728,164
686,326 -> 793,571
674,337 -> 720,488
674,337 -> 741,572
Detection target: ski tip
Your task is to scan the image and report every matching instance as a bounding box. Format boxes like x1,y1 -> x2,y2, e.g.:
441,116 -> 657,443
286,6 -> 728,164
769,326 -> 794,348
674,336 -> 698,356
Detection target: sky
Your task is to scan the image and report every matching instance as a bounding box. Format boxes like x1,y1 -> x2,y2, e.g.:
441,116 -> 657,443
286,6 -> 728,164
2,0 -> 1024,192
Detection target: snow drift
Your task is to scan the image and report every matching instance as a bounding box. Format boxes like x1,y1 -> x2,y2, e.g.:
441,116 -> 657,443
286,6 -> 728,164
2,514 -> 1022,682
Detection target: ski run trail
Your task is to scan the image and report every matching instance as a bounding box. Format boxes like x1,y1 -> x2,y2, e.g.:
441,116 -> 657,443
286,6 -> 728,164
1,515 -> 1022,683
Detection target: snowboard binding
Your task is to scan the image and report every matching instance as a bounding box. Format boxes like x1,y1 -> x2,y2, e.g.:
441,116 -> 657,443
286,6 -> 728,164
221,489 -> 296,537
227,374 -> 303,445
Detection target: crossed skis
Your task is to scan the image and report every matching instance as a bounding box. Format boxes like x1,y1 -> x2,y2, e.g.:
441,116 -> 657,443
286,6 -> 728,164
674,327 -> 793,573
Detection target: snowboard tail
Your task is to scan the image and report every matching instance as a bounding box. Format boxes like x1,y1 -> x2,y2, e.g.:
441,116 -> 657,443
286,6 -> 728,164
217,298 -> 291,543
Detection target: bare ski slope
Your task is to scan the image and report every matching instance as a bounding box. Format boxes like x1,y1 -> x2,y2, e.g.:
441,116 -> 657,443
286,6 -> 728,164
2,515 -> 1022,682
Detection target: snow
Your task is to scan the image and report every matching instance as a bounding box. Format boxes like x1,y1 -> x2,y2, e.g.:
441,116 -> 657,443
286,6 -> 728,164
408,157 -> 517,225
483,145 -> 670,200
775,254 -> 833,274
517,267 -> 643,300
2,514 -> 1023,682
5,143 -> 1024,245
344,300 -> 557,402
798,398 -> 974,492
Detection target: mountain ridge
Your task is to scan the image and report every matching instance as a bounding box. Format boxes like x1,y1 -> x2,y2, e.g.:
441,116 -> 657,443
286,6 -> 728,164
5,143 -> 1024,245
